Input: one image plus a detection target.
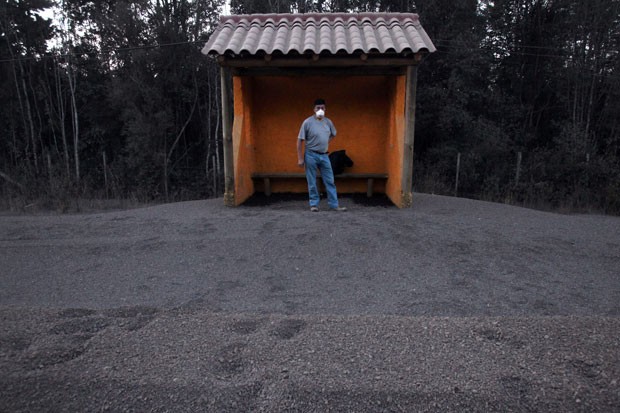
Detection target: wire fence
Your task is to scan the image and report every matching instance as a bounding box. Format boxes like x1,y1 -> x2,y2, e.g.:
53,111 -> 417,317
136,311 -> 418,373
414,150 -> 620,214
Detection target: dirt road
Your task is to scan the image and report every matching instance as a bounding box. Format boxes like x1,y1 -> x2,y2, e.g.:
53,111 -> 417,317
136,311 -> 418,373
1,194 -> 619,411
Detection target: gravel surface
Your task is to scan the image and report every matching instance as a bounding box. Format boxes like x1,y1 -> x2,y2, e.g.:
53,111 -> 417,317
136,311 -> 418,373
1,193 -> 619,411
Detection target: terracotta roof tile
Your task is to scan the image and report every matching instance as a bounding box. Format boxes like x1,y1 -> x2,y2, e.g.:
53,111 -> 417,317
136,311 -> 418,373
202,13 -> 436,57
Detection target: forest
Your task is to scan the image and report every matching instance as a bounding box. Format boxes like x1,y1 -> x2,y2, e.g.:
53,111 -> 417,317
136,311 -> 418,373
1,0 -> 619,213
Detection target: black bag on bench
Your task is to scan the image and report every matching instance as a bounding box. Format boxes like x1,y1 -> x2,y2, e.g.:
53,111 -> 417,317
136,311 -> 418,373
329,150 -> 354,175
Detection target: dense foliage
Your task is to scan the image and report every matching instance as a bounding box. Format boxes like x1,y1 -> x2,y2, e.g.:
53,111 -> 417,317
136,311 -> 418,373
1,0 -> 619,213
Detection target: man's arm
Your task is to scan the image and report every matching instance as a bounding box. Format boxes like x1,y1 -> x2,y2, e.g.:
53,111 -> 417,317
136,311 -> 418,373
297,138 -> 305,167
328,119 -> 337,140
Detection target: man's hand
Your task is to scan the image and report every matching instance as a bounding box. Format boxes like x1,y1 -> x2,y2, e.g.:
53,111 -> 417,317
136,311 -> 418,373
296,139 -> 304,168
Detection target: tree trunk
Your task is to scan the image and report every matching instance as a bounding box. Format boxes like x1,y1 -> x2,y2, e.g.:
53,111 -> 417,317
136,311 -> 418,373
214,73 -> 221,195
164,75 -> 199,200
28,67 -> 45,172
55,62 -> 71,178
1,25 -> 32,171
205,75 -> 213,194
67,64 -> 80,183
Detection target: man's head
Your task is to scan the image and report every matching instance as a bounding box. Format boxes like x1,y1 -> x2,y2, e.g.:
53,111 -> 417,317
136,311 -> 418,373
313,98 -> 326,119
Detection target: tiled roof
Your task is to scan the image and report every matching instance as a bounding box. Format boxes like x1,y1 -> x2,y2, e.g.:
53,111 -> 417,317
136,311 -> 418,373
202,13 -> 436,57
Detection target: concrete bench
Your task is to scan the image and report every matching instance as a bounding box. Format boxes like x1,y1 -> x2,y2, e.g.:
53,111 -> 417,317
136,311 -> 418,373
251,172 -> 388,198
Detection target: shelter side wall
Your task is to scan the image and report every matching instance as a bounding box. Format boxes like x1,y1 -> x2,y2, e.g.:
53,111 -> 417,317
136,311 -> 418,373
233,76 -> 256,205
385,75 -> 406,207
250,75 -> 391,194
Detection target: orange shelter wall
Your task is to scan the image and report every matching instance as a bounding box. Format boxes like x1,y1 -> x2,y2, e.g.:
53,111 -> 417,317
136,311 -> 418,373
251,76 -> 390,175
232,74 -> 407,203
232,77 -> 256,205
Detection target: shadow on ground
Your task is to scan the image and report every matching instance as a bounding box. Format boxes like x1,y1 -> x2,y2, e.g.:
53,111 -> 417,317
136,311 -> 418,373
242,192 -> 395,208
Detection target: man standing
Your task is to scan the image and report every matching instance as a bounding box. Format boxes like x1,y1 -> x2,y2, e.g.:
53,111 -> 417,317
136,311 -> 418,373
297,98 -> 347,212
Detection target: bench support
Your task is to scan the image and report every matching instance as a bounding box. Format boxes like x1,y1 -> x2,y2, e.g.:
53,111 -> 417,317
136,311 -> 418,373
263,178 -> 271,197
367,178 -> 374,198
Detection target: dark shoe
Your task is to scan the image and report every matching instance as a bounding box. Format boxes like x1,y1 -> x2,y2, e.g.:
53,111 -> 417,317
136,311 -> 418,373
310,206 -> 319,212
329,206 -> 347,212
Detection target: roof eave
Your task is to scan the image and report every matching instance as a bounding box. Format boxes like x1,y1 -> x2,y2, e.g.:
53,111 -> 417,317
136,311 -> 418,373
212,51 -> 429,68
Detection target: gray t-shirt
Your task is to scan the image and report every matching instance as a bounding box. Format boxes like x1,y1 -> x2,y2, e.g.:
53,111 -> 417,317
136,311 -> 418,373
298,115 -> 337,153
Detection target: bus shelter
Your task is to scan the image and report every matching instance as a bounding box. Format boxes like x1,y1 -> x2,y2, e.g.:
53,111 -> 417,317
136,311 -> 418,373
202,13 -> 435,207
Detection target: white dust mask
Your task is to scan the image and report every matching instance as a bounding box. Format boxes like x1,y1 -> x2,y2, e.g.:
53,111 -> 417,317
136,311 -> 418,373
316,109 -> 325,118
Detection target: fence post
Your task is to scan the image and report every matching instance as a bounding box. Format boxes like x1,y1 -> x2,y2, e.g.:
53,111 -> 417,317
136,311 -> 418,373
102,151 -> 109,199
586,153 -> 591,208
212,155 -> 217,196
47,152 -> 53,191
515,151 -> 522,185
455,152 -> 461,197
586,153 -> 590,186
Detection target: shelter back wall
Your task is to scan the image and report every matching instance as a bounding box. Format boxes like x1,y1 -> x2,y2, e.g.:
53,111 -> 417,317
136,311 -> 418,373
251,76 -> 391,176
232,74 -> 406,204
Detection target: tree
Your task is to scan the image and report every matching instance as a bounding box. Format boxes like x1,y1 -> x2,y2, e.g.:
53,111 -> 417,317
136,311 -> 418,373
0,0 -> 54,187
1,0 -> 619,213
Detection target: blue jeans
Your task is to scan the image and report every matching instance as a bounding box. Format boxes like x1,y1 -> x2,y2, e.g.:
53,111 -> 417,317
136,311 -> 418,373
304,151 -> 339,208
